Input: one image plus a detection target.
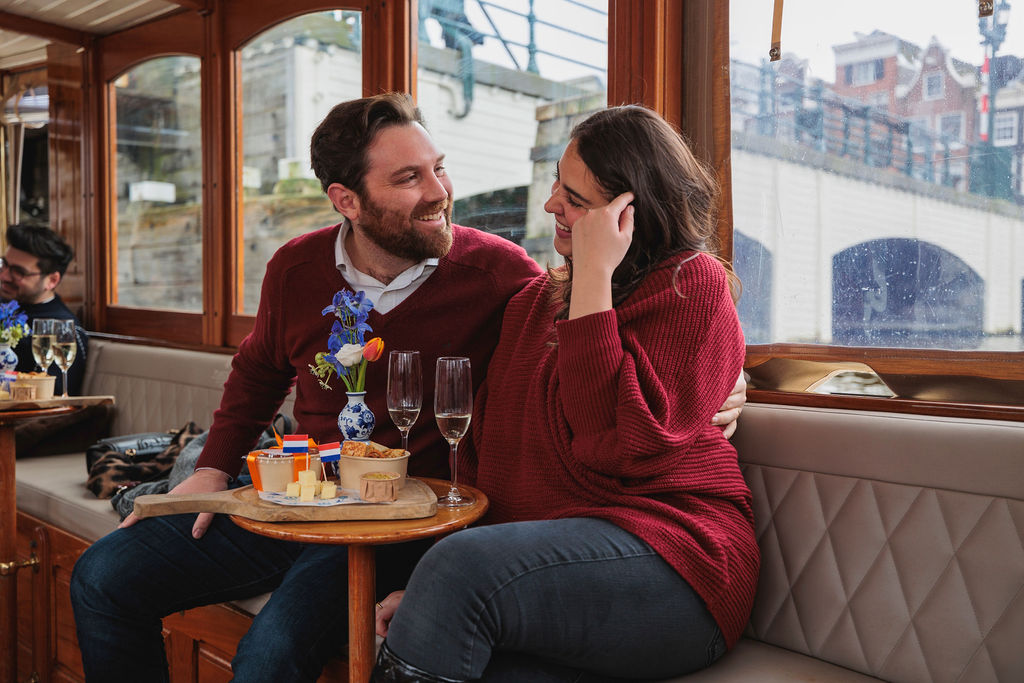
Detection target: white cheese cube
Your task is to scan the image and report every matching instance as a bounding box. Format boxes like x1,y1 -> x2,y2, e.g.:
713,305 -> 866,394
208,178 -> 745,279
297,469 -> 318,486
300,483 -> 317,502
285,481 -> 301,498
320,482 -> 337,499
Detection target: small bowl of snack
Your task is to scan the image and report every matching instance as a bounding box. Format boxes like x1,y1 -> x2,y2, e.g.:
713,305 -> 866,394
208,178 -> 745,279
338,440 -> 409,492
359,471 -> 401,503
10,372 -> 55,400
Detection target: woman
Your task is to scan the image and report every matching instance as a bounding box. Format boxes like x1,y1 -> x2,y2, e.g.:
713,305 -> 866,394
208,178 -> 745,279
372,105 -> 759,682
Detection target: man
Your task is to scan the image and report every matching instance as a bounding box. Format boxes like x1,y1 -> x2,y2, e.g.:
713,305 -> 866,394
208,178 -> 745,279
71,93 -> 745,682
2,223 -> 87,395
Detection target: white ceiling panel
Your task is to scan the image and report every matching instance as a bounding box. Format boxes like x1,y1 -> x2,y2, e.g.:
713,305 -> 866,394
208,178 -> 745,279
0,0 -> 185,66
0,29 -> 48,69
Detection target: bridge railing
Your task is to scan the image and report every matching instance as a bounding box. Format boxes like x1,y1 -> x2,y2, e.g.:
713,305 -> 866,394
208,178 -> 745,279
731,58 -> 1018,201
418,1 -> 606,117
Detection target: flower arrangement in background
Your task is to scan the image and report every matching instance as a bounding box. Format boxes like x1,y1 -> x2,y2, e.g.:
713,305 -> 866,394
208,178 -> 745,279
309,290 -> 385,392
0,300 -> 29,346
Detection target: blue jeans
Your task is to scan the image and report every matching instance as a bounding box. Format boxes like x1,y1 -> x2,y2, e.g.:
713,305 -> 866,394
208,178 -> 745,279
384,518 -> 725,681
71,512 -> 430,682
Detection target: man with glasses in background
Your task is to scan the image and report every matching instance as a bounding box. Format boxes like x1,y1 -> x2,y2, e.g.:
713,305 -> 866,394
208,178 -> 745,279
1,223 -> 87,395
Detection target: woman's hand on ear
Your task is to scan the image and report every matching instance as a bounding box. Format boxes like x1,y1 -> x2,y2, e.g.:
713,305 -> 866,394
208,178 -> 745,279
571,191 -> 635,278
568,192 -> 634,320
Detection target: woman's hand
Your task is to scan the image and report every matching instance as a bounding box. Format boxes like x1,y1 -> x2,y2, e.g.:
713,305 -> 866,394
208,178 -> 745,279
568,192 -> 635,320
712,371 -> 747,439
375,590 -> 405,638
571,191 -> 635,279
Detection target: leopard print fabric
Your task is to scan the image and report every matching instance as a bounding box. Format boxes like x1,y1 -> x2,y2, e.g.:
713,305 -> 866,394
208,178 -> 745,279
86,422 -> 204,499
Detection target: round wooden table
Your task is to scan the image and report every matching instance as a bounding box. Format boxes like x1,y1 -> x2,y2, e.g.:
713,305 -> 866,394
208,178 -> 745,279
230,477 -> 488,683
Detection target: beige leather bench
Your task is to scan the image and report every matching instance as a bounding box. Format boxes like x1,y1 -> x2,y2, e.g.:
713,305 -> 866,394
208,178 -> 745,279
16,340 -> 1024,681
681,404 -> 1024,682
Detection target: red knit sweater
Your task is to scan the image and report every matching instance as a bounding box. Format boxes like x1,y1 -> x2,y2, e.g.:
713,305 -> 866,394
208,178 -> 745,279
197,223 -> 541,480
464,252 -> 759,648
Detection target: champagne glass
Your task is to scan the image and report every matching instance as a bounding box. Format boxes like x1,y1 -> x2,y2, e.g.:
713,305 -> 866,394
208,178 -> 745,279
387,350 -> 422,454
434,356 -> 474,508
52,320 -> 77,398
31,318 -> 56,373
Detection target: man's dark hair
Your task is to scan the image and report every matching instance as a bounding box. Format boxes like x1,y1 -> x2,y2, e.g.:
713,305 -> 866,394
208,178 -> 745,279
6,223 -> 74,276
310,93 -> 425,196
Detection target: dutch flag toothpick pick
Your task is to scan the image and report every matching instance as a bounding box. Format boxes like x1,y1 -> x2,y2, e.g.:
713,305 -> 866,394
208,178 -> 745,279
318,441 -> 341,462
283,434 -> 309,453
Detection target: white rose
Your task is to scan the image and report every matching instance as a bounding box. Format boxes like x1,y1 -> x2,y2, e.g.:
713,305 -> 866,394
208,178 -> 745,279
336,343 -> 365,367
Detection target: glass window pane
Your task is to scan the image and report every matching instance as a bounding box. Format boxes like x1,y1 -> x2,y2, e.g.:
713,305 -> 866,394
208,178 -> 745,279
239,10 -> 363,314
113,56 -> 202,311
729,0 -> 1024,360
416,0 -> 607,270
2,84 -> 50,225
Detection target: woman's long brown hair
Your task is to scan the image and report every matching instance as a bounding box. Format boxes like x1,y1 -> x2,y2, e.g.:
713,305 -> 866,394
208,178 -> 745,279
550,105 -> 736,320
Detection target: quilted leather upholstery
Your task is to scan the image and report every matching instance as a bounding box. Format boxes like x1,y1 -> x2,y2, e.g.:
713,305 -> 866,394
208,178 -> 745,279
84,339 -> 233,433
83,339 -> 295,433
733,405 -> 1024,683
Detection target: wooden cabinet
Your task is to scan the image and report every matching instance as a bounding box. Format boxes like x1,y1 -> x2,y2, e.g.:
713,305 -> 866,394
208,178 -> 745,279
15,512 -> 348,682
16,511 -> 84,683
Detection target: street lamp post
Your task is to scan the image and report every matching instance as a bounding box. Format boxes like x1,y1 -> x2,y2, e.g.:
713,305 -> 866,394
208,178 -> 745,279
980,0 -> 1011,143
977,0 -> 1012,197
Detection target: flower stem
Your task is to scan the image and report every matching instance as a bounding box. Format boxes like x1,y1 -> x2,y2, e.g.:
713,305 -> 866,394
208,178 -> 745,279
356,360 -> 367,392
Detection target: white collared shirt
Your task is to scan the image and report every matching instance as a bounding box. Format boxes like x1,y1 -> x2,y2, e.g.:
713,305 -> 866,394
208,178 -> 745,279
334,220 -> 438,314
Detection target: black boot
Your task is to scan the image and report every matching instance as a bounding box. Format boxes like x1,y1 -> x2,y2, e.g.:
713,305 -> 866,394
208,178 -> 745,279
370,641 -> 469,683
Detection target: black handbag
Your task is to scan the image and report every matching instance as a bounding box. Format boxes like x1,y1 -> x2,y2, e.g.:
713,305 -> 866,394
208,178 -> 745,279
85,423 -> 205,499
85,431 -> 177,472
83,413 -> 293,499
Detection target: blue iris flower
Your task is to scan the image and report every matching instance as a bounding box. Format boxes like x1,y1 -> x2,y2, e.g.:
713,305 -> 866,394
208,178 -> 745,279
0,301 -> 27,338
327,320 -> 345,353
321,290 -> 346,317
343,290 -> 374,317
323,353 -> 346,377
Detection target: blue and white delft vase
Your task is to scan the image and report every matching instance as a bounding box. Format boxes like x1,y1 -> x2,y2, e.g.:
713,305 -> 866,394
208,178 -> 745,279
0,343 -> 17,374
338,391 -> 375,442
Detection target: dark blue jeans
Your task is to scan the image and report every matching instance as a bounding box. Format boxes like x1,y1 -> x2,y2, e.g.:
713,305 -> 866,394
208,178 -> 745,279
70,512 -> 430,682
384,518 -> 725,682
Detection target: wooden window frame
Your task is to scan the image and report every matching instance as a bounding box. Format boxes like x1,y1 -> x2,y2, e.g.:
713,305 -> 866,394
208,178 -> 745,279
218,0 -> 413,346
93,9 -> 206,344
91,1 -> 412,348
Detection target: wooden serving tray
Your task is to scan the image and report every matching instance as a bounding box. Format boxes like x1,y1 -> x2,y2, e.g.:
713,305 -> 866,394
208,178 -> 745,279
132,479 -> 437,522
0,394 -> 115,411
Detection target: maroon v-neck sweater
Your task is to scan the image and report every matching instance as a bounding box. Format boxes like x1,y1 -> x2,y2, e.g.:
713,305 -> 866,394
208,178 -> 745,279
197,223 -> 541,480
464,252 -> 758,648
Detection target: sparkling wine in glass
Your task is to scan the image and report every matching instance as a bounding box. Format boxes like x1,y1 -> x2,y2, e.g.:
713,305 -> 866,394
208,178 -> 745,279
52,320 -> 77,398
434,356 -> 474,507
31,318 -> 55,373
387,350 -> 422,454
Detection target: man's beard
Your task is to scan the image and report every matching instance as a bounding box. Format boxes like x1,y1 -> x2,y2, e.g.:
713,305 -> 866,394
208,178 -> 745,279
359,194 -> 453,261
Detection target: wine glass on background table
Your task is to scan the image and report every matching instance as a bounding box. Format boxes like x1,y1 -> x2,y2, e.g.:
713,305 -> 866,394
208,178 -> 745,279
387,350 -> 422,454
434,356 -> 474,508
52,320 -> 77,398
31,318 -> 56,373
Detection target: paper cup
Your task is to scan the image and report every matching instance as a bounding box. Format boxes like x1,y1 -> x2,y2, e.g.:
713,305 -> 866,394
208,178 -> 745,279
248,449 -> 321,493
11,374 -> 55,400
360,471 -> 400,502
338,451 -> 409,492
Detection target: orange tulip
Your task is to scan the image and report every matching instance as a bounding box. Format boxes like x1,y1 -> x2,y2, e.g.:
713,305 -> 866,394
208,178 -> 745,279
362,337 -> 384,362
